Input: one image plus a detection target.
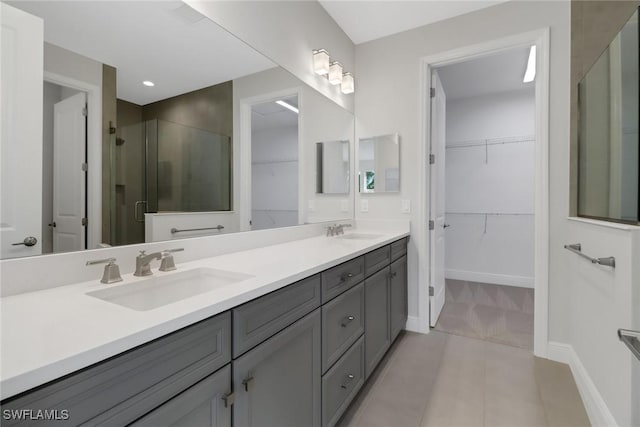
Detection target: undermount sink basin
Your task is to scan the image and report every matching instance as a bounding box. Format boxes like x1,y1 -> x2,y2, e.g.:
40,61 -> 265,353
87,268 -> 254,311
337,233 -> 383,240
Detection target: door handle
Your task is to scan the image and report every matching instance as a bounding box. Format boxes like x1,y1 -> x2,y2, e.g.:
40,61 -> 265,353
12,236 -> 37,247
443,224 -> 451,228
48,222 -> 56,228
134,200 -> 147,223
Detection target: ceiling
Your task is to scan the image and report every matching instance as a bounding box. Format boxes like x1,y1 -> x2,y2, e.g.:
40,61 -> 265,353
252,96 -> 299,132
319,0 -> 509,44
436,46 -> 534,100
9,1 -> 275,105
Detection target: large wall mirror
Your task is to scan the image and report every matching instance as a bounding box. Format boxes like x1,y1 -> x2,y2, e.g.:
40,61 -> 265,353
0,1 -> 354,260
578,8 -> 639,224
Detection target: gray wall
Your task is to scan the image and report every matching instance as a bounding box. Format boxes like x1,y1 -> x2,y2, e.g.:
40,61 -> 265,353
141,81 -> 233,138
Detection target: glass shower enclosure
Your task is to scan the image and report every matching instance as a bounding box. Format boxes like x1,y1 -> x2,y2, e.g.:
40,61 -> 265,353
110,119 -> 231,246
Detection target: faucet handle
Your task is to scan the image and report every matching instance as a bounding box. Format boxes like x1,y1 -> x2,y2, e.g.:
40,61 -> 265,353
86,258 -> 123,284
159,248 -> 184,272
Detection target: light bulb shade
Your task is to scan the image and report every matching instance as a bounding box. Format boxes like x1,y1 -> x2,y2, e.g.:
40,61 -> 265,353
328,62 -> 343,85
313,49 -> 330,75
341,72 -> 354,94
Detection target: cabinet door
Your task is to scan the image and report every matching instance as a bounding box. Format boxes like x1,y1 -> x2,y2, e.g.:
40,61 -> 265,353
364,267 -> 391,379
233,309 -> 321,427
130,365 -> 231,427
390,255 -> 408,342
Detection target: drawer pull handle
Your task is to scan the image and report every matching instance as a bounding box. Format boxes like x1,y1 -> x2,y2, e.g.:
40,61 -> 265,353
340,272 -> 354,282
222,391 -> 235,408
388,271 -> 397,279
242,376 -> 254,392
341,315 -> 355,327
340,374 -> 355,389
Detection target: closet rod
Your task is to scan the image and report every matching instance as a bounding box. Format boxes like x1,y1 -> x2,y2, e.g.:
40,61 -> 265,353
446,135 -> 535,149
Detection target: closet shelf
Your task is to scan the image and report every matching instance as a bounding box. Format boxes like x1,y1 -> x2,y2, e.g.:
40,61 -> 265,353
446,212 -> 534,216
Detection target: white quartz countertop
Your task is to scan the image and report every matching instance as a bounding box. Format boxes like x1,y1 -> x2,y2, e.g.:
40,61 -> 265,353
0,229 -> 408,400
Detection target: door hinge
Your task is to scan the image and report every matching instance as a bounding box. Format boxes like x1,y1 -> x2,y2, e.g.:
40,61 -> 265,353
82,105 -> 88,116
81,163 -> 88,172
429,220 -> 434,230
82,218 -> 88,226
429,154 -> 435,164
221,391 -> 235,408
429,286 -> 434,296
430,87 -> 435,98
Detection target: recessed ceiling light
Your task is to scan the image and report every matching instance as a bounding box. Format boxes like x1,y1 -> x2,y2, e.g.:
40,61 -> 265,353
523,46 -> 536,83
143,80 -> 155,87
275,100 -> 299,114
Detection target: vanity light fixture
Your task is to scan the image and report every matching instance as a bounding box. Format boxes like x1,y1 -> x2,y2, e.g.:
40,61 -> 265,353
328,62 -> 343,85
276,100 -> 299,114
313,49 -> 330,75
341,72 -> 354,94
143,80 -> 155,87
523,46 -> 536,83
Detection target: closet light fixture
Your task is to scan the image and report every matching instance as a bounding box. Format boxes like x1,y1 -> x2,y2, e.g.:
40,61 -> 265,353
328,62 -> 343,85
313,49 -> 330,75
523,46 -> 536,83
341,72 -> 354,94
143,80 -> 155,87
276,100 -> 299,114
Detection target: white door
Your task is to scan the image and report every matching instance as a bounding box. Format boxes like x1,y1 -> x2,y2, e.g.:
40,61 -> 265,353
53,92 -> 87,252
429,71 -> 447,327
0,4 -> 43,259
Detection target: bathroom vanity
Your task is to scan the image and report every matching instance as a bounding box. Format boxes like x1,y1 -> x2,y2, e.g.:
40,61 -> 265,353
0,232 -> 408,427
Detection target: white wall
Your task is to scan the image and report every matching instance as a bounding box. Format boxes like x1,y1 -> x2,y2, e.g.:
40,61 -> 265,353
186,0 -> 355,112
354,1 -> 570,339
562,220 -> 639,427
251,126 -> 299,230
233,67 -> 354,228
445,89 -> 535,287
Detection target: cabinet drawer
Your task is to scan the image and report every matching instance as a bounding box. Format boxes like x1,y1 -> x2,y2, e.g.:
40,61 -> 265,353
233,274 -> 321,358
321,336 -> 365,427
321,257 -> 364,303
3,312 -> 231,427
364,245 -> 391,277
390,238 -> 407,262
322,282 -> 364,373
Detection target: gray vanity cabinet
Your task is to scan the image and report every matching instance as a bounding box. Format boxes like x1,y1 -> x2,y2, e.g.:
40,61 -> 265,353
390,255 -> 408,342
130,365 -> 231,427
232,309 -> 321,427
364,266 -> 391,379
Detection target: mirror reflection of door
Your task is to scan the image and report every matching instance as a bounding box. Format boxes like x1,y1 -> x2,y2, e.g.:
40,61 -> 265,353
250,96 -> 299,230
49,88 -> 87,253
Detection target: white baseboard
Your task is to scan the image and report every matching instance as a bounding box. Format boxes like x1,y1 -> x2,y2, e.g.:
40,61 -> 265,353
547,342 -> 617,427
445,269 -> 534,288
405,315 -> 429,334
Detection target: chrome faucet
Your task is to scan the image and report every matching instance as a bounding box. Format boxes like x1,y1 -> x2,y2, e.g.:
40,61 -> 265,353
326,223 -> 353,236
134,248 -> 185,276
134,250 -> 163,277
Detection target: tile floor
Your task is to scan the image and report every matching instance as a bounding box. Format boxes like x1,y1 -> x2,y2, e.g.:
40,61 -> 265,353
337,331 -> 590,427
434,280 -> 535,350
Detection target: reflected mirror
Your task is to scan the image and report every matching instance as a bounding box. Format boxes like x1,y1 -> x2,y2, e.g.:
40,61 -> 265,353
358,134 -> 400,193
0,1 -> 354,259
578,8 -> 639,224
316,140 -> 350,194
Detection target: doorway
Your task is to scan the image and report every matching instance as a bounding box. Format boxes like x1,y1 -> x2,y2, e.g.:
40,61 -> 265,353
421,29 -> 550,356
249,95 -> 300,230
42,81 -> 88,254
